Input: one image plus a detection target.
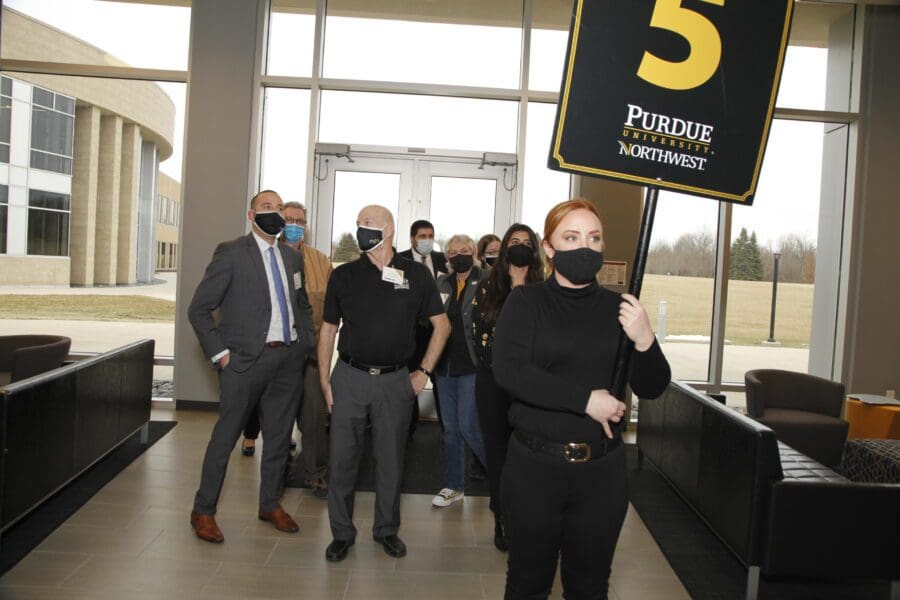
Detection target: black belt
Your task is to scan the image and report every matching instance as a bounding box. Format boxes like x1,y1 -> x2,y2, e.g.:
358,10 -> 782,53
265,341 -> 288,348
339,354 -> 404,376
514,430 -> 621,463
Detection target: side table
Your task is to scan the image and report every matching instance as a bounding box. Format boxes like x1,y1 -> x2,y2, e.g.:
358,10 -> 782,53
844,396 -> 900,440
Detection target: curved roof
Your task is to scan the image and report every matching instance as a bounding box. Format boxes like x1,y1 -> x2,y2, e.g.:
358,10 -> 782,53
0,7 -> 176,160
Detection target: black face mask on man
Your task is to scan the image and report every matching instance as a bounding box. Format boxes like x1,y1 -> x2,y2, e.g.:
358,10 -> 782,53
449,254 -> 474,273
506,243 -> 534,267
356,225 -> 385,253
551,247 -> 605,285
254,211 -> 286,236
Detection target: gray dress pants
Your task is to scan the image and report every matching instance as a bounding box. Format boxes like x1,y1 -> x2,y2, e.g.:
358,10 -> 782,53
193,343 -> 304,514
327,360 -> 415,540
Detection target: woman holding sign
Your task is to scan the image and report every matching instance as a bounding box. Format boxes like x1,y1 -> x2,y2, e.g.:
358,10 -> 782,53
493,199 -> 670,599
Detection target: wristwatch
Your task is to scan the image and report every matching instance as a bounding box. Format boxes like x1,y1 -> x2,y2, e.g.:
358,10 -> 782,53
419,366 -> 433,377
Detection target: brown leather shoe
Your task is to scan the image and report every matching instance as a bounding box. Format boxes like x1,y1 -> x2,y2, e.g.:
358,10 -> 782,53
190,511 -> 224,544
258,506 -> 300,533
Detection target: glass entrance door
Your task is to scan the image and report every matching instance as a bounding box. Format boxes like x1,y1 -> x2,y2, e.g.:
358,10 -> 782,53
311,145 -> 517,419
310,145 -> 516,259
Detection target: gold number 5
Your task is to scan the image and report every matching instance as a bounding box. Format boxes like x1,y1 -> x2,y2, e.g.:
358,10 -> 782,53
637,0 -> 725,91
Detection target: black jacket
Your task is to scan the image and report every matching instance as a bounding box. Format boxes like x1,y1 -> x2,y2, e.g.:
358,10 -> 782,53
398,248 -> 448,277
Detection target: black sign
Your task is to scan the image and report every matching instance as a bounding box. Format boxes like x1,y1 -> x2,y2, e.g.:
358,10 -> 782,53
549,0 -> 793,204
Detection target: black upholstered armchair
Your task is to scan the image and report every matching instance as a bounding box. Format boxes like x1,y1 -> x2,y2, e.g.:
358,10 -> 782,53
745,369 -> 849,467
0,335 -> 72,386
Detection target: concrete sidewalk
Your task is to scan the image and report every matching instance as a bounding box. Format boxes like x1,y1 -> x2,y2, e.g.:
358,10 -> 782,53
0,272 -> 177,301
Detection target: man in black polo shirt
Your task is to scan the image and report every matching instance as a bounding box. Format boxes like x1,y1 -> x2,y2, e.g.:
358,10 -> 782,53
318,205 -> 450,562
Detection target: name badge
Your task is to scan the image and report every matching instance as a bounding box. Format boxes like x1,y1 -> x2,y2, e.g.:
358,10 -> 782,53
382,266 -> 404,285
293,272 -> 303,289
394,279 -> 410,290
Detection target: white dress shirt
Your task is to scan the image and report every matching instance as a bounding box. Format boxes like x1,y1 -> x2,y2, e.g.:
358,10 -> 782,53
413,249 -> 435,278
211,232 -> 297,364
253,232 -> 298,344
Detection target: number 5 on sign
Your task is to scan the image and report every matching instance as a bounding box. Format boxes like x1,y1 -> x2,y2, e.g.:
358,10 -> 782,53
638,0 -> 725,91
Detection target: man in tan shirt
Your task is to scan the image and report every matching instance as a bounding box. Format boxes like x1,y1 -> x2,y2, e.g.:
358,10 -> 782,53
241,201 -> 333,497
283,201 -> 333,497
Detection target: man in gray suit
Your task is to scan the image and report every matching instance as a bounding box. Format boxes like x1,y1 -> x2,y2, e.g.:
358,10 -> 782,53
188,189 -> 314,544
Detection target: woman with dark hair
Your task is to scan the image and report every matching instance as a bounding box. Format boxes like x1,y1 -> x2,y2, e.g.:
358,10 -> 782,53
471,223 -> 544,551
493,199 -> 670,599
476,233 -> 502,268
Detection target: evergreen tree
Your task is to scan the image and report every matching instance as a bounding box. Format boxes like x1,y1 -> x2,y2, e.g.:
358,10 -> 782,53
730,229 -> 764,281
332,232 -> 360,263
729,228 -> 751,280
747,231 -> 763,281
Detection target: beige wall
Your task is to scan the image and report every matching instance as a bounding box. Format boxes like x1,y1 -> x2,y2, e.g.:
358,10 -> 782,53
0,256 -> 70,285
578,176 -> 643,294
156,173 -> 181,245
841,5 -> 900,397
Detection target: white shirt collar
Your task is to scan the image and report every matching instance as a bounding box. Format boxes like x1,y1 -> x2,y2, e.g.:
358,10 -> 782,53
252,230 -> 278,254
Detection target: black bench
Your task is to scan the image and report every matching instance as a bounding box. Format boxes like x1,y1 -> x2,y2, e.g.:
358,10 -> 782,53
637,380 -> 899,599
0,339 -> 154,538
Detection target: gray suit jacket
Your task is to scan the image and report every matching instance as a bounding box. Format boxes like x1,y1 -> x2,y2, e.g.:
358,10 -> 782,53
188,233 -> 315,372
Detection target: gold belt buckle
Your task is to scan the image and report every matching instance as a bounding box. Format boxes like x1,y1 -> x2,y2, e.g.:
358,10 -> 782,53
564,442 -> 591,463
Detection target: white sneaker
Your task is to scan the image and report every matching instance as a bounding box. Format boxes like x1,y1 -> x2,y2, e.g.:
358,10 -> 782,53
432,488 -> 464,507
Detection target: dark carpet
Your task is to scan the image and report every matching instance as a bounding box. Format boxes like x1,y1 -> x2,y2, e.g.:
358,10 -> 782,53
0,421 -> 177,576
625,445 -> 890,599
286,420 -> 489,496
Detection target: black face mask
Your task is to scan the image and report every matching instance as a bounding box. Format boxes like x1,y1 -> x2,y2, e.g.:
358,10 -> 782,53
254,211 -> 286,236
552,248 -> 604,285
356,226 -> 384,253
507,243 -> 534,267
483,255 -> 499,267
449,254 -> 474,273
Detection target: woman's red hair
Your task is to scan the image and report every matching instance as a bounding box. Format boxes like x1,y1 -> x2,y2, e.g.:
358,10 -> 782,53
543,198 -> 603,241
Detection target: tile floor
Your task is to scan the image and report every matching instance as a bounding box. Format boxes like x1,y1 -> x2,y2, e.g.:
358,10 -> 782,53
0,406 -> 690,599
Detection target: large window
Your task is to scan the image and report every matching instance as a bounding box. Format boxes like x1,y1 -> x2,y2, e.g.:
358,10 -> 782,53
30,86 -> 75,175
323,0 -> 523,89
0,76 -> 10,163
267,0 -> 316,77
644,192 -> 719,382
521,102 -> 571,234
776,2 -> 854,112
723,120 -> 827,383
319,91 -> 518,153
529,0 -> 570,92
259,88 -> 312,204
27,189 -> 70,256
0,185 -> 8,253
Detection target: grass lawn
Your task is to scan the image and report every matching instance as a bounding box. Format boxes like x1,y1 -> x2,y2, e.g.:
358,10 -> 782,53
640,274 -> 813,348
0,275 -> 814,346
0,295 -> 176,322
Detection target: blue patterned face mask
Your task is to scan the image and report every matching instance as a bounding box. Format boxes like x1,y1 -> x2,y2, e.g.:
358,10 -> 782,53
283,224 -> 304,243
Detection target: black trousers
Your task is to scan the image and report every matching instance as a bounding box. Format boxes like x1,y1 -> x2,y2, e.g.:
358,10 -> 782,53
475,365 -> 512,516
244,405 -> 262,440
501,434 -> 628,600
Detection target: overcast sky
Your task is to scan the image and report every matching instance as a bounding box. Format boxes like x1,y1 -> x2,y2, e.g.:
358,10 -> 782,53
6,0 -> 829,250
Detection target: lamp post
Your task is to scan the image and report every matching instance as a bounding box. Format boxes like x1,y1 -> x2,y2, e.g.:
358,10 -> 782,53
767,252 -> 782,343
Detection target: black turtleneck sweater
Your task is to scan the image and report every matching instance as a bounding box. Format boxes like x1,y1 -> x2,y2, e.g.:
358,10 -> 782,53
493,276 -> 671,444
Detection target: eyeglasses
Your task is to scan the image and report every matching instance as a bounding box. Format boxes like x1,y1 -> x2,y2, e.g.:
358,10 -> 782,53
285,217 -> 306,225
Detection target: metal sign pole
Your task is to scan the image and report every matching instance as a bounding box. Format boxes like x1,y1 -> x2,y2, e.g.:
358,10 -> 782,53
609,186 -> 659,402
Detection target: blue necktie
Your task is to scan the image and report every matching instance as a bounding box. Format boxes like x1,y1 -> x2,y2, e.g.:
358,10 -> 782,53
267,247 -> 291,344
